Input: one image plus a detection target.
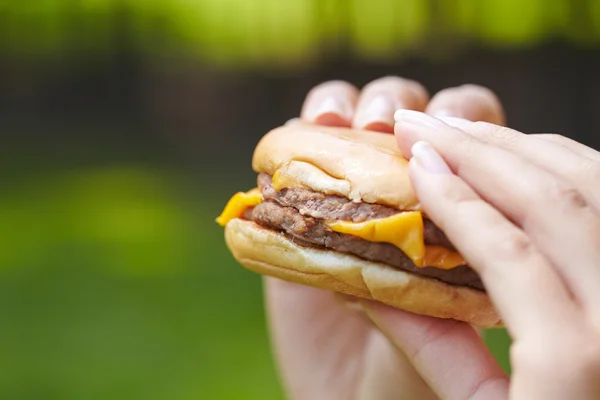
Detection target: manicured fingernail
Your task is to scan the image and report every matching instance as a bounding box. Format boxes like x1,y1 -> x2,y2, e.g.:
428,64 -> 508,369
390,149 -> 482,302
366,95 -> 394,115
358,95 -> 396,132
394,109 -> 446,129
411,141 -> 452,174
310,95 -> 352,122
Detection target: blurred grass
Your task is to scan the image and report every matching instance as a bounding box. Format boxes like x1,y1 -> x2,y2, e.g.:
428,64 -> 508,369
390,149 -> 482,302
0,166 -> 284,399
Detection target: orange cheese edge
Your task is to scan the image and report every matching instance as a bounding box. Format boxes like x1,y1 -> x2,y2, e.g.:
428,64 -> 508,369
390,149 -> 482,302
327,216 -> 464,270
215,188 -> 262,226
422,246 -> 465,270
217,190 -> 464,269
326,212 -> 425,266
271,170 -> 305,191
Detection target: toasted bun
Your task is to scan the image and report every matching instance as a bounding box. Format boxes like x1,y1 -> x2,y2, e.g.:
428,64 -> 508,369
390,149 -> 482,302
252,124 -> 420,210
225,218 -> 501,328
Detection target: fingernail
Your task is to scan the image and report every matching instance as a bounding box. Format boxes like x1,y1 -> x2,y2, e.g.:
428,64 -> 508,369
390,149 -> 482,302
358,95 -> 396,131
394,109 -> 446,129
366,95 -> 394,115
411,141 -> 452,174
311,95 -> 351,121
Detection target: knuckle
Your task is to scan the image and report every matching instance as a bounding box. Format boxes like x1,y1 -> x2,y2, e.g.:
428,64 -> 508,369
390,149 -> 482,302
547,181 -> 588,210
497,231 -> 536,261
472,122 -> 520,147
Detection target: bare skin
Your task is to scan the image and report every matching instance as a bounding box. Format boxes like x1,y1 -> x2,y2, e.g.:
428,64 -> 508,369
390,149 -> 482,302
265,77 -> 508,400
390,110 -> 600,400
265,76 -> 600,399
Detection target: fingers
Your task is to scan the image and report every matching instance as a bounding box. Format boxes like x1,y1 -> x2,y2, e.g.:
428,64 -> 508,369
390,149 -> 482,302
426,84 -> 506,125
301,81 -> 359,127
408,143 -> 579,335
362,301 -> 509,400
436,120 -> 600,209
357,329 -> 438,400
301,81 -> 506,135
352,76 -> 429,133
264,277 -> 371,399
395,112 -> 600,310
265,277 -> 438,400
534,133 -> 600,162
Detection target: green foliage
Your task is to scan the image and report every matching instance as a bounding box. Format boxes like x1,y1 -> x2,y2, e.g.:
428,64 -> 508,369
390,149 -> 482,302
1,0 -> 599,66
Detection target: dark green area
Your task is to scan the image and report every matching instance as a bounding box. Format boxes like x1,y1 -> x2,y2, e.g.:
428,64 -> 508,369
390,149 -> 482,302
0,162 -> 284,399
486,329 -> 513,375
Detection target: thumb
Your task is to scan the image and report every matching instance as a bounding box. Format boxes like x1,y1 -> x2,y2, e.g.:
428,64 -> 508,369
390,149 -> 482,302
361,301 -> 509,400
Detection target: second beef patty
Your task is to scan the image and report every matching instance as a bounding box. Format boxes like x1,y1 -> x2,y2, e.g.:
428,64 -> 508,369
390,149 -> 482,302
248,174 -> 484,291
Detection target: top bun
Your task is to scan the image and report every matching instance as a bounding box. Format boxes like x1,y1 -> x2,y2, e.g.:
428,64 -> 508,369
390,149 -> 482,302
252,124 -> 420,211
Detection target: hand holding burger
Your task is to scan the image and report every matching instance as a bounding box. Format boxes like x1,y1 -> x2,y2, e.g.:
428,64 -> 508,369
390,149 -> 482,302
218,77 -> 600,399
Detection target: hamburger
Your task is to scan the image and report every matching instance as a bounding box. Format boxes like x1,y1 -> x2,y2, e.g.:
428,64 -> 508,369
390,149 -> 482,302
216,123 -> 500,327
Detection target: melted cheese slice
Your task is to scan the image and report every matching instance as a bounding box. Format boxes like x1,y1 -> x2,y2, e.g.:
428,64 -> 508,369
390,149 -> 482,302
271,161 -> 352,196
423,246 -> 465,270
271,170 -> 302,192
327,213 -> 464,269
216,190 -> 464,269
326,212 -> 425,266
215,188 -> 262,226
271,169 -> 304,191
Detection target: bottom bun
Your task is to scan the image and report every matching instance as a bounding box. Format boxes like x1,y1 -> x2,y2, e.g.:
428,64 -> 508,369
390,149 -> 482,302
225,218 -> 502,328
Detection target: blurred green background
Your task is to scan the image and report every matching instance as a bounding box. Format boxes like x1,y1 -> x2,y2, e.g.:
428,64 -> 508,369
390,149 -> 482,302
1,0 -> 599,399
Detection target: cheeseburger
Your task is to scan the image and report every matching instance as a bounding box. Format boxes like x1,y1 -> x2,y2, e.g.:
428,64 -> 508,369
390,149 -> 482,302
217,123 -> 500,327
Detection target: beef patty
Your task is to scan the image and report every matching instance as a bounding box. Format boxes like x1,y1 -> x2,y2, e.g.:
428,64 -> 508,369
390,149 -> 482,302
249,174 -> 484,291
257,174 -> 454,249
